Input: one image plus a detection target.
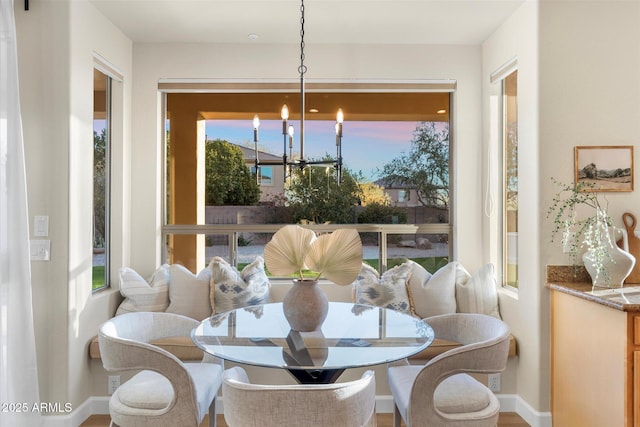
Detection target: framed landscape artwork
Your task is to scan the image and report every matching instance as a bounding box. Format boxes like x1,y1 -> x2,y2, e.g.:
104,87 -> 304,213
574,145 -> 634,192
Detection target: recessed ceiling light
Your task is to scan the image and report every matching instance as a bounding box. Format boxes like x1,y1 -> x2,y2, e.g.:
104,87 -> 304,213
248,33 -> 259,41
309,108 -> 319,113
437,109 -> 447,114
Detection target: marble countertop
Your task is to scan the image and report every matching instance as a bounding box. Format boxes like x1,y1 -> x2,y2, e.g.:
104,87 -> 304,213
546,265 -> 640,312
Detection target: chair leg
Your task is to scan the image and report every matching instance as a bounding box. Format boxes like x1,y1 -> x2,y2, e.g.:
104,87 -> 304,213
209,396 -> 217,427
393,403 -> 402,427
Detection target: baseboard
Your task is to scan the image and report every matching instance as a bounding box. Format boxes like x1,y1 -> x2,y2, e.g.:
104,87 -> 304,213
89,396 -> 110,415
509,394 -> 552,427
375,395 -> 396,413
55,394 -> 552,427
40,398 -> 96,427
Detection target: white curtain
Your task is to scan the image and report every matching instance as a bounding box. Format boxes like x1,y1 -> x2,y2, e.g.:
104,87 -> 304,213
0,0 -> 42,425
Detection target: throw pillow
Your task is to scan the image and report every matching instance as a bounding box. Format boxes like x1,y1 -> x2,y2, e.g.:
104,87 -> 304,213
209,256 -> 270,313
116,264 -> 170,315
353,262 -> 412,314
455,263 -> 501,319
166,264 -> 213,320
407,261 -> 458,319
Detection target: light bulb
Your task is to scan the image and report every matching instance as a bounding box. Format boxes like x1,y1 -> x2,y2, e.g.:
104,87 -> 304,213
281,104 -> 289,121
335,108 -> 343,139
253,115 -> 260,129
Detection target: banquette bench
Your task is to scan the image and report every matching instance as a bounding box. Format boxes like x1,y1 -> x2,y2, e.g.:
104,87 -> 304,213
90,258 -> 516,362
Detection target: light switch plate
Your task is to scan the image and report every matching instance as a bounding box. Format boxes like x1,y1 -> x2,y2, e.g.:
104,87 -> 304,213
33,215 -> 49,237
30,240 -> 50,261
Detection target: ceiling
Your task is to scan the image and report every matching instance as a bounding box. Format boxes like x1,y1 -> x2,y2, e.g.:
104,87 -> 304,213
169,91 -> 451,121
89,0 -> 525,45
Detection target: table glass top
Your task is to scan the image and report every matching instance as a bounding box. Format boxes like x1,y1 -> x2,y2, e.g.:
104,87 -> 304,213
191,302 -> 434,371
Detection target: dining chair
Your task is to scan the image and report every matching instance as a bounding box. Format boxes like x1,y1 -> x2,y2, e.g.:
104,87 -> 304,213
221,366 -> 377,426
98,312 -> 222,427
387,313 -> 511,427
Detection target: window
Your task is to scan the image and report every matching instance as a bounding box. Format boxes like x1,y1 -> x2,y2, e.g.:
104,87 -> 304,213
503,70 -> 518,288
490,60 -> 518,289
93,68 -> 111,291
252,166 -> 273,186
162,84 -> 454,275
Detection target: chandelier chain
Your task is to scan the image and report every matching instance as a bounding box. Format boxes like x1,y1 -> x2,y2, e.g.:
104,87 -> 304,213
298,0 -> 306,76
251,0 -> 342,186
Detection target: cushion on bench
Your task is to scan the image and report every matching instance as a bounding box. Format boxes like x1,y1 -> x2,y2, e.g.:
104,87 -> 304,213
89,334 -> 516,361
93,261 -> 513,362
89,335 -> 204,361
407,335 -> 517,361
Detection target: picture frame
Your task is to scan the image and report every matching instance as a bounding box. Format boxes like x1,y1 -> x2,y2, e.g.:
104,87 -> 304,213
574,145 -> 634,192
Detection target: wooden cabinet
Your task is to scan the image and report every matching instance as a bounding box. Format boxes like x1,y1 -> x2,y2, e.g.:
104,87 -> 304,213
550,288 -> 640,427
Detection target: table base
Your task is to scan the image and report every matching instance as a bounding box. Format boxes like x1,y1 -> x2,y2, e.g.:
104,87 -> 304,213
287,368 -> 345,384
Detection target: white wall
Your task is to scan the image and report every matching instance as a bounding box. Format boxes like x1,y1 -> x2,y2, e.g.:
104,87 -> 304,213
482,1 -> 545,420
16,0 -> 72,408
539,1 -> 640,256
15,0 -> 132,412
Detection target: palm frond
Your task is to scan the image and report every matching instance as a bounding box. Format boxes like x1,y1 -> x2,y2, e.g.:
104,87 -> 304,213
263,225 -> 316,276
305,229 -> 363,285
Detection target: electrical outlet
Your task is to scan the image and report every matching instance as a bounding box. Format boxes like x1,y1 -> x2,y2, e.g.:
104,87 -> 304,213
108,375 -> 120,394
488,373 -> 501,392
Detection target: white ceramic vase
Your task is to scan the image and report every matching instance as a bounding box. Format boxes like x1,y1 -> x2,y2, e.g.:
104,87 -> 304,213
282,279 -> 328,332
583,226 -> 636,288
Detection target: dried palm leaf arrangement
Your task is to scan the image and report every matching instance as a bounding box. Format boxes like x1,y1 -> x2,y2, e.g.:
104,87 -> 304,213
264,225 -> 363,285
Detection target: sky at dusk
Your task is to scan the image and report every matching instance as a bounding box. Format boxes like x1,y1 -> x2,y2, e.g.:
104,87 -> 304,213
206,119 -> 421,181
97,118 -> 446,182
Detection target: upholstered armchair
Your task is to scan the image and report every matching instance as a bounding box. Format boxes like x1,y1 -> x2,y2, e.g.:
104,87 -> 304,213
387,313 -> 511,427
221,366 -> 377,426
98,312 -> 222,427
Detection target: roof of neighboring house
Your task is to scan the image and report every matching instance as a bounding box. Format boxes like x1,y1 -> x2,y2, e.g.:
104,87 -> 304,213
235,144 -> 282,162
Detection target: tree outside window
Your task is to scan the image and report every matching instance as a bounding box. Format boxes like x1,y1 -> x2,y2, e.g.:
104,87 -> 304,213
378,122 -> 450,209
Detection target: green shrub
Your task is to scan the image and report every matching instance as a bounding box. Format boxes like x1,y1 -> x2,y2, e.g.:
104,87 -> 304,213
357,202 -> 407,224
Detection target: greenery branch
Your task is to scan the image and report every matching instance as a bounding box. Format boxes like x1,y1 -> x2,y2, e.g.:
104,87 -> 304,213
547,178 -> 613,282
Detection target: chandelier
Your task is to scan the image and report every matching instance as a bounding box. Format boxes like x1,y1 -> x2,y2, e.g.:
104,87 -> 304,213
252,0 -> 344,185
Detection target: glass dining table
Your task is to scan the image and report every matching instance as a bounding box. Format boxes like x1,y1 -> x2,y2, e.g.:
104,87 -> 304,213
191,301 -> 434,384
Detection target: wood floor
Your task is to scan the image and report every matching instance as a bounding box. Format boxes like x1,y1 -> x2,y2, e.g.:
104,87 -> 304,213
82,412 -> 530,426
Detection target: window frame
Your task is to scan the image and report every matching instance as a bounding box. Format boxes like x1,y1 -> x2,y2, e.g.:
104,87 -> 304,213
160,81 -> 456,274
92,53 -> 124,292
490,60 -> 518,289
92,67 -> 112,292
502,70 -> 518,289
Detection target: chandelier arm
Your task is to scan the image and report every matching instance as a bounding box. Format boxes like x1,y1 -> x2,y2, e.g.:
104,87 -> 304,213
304,159 -> 339,166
